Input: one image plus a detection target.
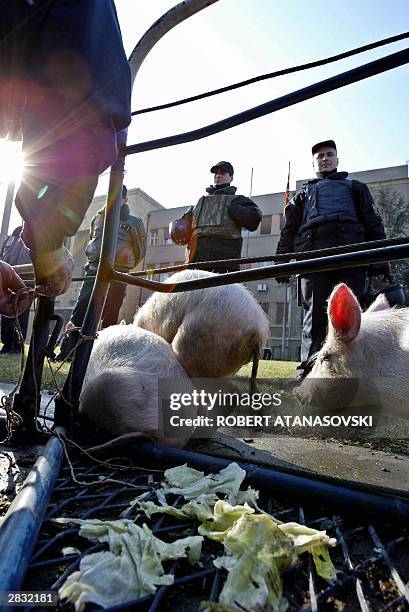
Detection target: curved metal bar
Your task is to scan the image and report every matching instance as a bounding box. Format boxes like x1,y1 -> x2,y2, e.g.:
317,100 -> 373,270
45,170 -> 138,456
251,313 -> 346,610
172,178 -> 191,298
126,47 -> 409,155
128,0 -> 219,86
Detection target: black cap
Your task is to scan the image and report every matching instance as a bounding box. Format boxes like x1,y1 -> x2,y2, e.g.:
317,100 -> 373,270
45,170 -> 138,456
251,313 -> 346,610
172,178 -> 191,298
121,184 -> 128,198
210,161 -> 234,176
311,140 -> 337,155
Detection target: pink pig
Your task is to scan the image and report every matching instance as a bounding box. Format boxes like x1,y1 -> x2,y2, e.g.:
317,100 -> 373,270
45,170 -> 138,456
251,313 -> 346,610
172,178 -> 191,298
295,283 -> 409,420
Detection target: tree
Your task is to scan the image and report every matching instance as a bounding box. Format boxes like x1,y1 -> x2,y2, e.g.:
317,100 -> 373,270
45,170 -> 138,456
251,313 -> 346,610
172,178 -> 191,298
369,185 -> 409,290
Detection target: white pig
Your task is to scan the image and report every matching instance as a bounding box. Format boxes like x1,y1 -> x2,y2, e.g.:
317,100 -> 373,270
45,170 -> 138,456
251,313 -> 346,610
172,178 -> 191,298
79,325 -> 196,448
134,269 -> 269,378
296,283 -> 409,419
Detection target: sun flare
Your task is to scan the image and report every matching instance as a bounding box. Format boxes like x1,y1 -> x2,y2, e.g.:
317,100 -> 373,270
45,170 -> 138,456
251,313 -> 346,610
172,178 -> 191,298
0,139 -> 25,185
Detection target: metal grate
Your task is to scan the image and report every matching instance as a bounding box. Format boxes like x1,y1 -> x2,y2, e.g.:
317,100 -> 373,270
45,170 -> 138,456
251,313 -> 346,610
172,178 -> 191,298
20,455 -> 409,611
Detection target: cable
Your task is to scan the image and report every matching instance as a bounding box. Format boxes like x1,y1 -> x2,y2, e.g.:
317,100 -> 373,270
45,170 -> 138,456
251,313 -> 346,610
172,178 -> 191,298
131,31 -> 409,116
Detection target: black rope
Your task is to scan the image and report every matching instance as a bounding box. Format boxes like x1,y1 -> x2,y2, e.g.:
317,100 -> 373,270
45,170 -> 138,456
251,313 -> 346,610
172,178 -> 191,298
131,31 -> 409,116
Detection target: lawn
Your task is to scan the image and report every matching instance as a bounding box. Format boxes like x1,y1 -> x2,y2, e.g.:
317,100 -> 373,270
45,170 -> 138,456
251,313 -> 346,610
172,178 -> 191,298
0,345 -> 70,388
0,343 -> 296,387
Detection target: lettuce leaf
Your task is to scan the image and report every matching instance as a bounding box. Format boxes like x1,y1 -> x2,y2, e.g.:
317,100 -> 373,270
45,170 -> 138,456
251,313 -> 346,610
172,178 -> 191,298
57,518 -> 202,611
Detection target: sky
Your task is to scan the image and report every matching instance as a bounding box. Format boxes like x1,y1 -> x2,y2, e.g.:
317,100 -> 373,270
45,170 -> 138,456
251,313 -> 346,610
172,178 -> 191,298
115,0 -> 409,206
1,0 -> 409,227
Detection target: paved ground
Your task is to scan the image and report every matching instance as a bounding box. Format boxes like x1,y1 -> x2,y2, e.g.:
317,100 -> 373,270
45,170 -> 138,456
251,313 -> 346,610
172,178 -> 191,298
1,383 -> 409,518
198,432 -> 409,492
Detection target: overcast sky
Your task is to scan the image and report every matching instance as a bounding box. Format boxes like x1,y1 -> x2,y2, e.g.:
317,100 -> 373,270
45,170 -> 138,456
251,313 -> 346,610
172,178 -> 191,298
2,0 -> 409,228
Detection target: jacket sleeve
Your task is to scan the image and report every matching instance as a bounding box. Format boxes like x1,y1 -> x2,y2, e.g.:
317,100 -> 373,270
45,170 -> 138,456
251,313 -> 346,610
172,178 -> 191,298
227,196 -> 262,231
89,215 -> 97,241
352,181 -> 386,241
129,218 -> 147,266
276,192 -> 304,255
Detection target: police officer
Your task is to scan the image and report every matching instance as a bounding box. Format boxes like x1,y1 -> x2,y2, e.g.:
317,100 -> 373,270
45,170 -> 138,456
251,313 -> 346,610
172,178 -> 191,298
56,185 -> 146,360
276,140 -> 387,379
170,162 -> 261,273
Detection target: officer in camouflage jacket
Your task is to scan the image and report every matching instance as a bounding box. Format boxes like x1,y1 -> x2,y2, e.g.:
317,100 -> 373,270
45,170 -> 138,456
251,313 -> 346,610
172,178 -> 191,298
171,162 -> 262,273
56,185 -> 146,360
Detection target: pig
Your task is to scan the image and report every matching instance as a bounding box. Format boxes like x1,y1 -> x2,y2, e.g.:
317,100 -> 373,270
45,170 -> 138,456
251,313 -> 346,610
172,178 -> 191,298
295,283 -> 409,420
134,269 -> 269,378
79,325 -> 196,449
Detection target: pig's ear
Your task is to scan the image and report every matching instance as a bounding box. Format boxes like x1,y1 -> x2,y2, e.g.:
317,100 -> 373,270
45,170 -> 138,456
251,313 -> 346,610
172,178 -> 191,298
328,283 -> 361,342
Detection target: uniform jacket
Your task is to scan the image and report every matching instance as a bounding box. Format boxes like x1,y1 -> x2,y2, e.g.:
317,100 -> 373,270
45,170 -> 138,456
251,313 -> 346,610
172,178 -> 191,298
276,171 -> 386,255
187,185 -> 261,267
85,204 -> 146,272
0,235 -> 31,266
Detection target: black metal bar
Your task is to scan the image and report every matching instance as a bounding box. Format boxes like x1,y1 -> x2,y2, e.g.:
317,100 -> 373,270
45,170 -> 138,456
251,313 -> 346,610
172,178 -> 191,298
110,242 -> 409,293
15,236 -> 409,284
126,47 -> 409,155
54,154 -> 125,428
131,31 -> 409,116
131,235 -> 409,276
44,314 -> 64,359
12,297 -> 55,433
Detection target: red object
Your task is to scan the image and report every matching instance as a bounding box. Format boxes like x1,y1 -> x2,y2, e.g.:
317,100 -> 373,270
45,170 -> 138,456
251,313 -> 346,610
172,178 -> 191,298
328,283 -> 362,342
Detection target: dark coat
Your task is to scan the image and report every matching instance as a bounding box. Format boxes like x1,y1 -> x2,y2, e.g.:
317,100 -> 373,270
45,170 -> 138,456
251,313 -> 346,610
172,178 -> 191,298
0,235 -> 31,266
276,171 -> 386,256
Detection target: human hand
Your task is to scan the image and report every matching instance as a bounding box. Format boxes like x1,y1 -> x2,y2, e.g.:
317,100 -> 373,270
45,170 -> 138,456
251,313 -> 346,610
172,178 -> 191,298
31,246 -> 75,297
0,261 -> 33,316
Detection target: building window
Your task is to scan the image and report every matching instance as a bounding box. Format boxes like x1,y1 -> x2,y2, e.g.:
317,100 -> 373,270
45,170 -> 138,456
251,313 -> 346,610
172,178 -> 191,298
260,215 -> 272,235
276,302 -> 284,325
149,229 -> 158,246
163,227 -> 172,245
257,283 -> 268,292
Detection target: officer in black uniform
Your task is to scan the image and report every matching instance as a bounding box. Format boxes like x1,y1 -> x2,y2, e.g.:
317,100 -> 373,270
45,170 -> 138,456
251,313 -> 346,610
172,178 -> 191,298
276,140 -> 388,379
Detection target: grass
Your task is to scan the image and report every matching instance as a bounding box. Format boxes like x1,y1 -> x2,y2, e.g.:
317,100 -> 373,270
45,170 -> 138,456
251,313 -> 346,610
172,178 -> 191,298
237,360 -> 297,378
0,343 -> 296,387
0,344 -> 70,388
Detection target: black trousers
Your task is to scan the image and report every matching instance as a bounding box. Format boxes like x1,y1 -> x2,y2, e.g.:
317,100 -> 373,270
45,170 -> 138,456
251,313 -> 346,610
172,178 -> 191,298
299,268 -> 366,371
1,309 -> 30,351
70,272 -> 127,329
58,271 -> 127,359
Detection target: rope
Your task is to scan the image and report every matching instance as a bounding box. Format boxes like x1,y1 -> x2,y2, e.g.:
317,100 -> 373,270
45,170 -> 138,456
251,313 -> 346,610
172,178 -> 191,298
0,288 -> 34,441
131,31 -> 409,116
